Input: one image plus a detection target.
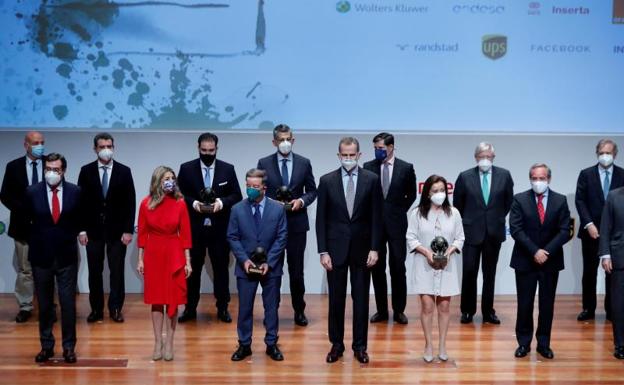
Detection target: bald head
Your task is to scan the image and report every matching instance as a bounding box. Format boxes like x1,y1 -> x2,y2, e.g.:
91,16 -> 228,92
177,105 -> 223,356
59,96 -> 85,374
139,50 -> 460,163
24,131 -> 45,160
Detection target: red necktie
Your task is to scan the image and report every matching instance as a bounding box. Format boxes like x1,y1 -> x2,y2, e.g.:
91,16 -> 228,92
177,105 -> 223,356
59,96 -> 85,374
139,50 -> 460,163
537,194 -> 545,224
52,188 -> 60,224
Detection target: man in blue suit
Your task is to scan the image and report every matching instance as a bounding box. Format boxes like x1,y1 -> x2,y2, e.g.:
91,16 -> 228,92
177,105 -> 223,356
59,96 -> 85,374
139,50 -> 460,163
257,124 -> 317,326
227,168 -> 288,362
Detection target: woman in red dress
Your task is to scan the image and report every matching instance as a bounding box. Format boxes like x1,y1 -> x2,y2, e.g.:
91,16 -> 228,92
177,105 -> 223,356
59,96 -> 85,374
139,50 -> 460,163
137,166 -> 192,361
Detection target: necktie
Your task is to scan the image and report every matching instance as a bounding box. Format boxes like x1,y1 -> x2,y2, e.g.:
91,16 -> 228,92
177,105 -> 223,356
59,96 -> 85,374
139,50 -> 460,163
604,170 -> 611,200
537,194 -> 545,224
346,172 -> 355,218
31,161 -> 38,185
482,172 -> 490,204
101,166 -> 109,198
253,203 -> 262,230
52,188 -> 60,224
204,166 -> 211,188
382,162 -> 390,198
281,159 -> 289,186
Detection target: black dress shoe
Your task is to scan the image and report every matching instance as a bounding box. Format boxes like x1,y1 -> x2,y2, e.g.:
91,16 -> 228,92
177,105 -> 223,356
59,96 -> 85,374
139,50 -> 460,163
231,345 -> 252,361
266,345 -> 284,361
87,311 -> 103,323
370,312 -> 389,323
614,347 -> 624,359
294,312 -> 308,326
178,310 -> 197,323
354,350 -> 370,364
536,346 -> 554,359
393,313 -> 408,324
514,345 -> 530,358
15,310 -> 31,323
577,310 -> 595,321
483,313 -> 501,325
110,309 -> 124,323
460,313 -> 473,324
217,309 -> 232,323
35,348 -> 54,363
63,349 -> 77,363
326,346 -> 344,363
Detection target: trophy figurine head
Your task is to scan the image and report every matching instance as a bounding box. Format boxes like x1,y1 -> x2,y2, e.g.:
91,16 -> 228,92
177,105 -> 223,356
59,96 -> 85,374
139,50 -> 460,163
276,186 -> 293,211
200,187 -> 217,205
430,236 -> 449,270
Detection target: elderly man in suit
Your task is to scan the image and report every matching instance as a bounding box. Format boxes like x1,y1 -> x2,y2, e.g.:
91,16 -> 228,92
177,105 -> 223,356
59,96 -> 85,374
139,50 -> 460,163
0,131 -> 45,323
363,132 -> 416,325
257,124 -> 317,326
78,132 -> 136,323
575,139 -> 623,321
177,132 -> 243,323
227,168 -> 287,362
24,153 -> 82,363
316,137 -> 383,364
510,163 -> 570,360
454,142 -> 514,325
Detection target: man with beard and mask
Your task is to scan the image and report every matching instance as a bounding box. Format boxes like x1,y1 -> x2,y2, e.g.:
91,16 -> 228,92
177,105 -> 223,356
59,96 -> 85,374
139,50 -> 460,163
24,153 -> 83,363
575,139 -> 624,322
177,132 -> 242,323
316,137 -> 383,364
363,132 -> 416,325
77,132 -> 136,323
454,142 -> 514,325
1,131 -> 46,323
227,169 -> 287,362
256,124 -> 317,326
510,163 -> 570,360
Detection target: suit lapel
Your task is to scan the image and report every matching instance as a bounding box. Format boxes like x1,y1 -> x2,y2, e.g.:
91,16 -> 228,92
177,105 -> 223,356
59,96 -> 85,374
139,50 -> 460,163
332,169 -> 350,220
542,191 -> 557,228
611,165 -> 624,192
487,167 -> 501,208
525,190 -> 541,227
351,168 -> 365,219
592,165 -> 605,204
386,159 -> 398,197
195,159 -> 205,189
290,153 -> 301,188
271,153 -> 287,187
470,168 -> 487,209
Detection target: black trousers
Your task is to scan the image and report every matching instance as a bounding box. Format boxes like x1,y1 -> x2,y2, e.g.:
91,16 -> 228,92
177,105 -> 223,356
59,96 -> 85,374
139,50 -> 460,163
460,240 -> 502,316
327,260 -> 371,352
186,226 -> 231,312
33,262 -> 77,351
581,237 -> 611,315
371,228 -> 407,314
86,238 -> 127,313
514,270 -> 559,348
284,231 -> 307,313
611,269 -> 624,348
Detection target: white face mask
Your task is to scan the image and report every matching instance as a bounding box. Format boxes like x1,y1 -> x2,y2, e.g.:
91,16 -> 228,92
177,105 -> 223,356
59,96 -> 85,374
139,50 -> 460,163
341,158 -> 357,171
45,171 -> 61,187
430,192 -> 446,206
478,158 -> 492,172
598,154 -> 614,168
531,180 -> 549,195
98,148 -> 114,162
278,140 -> 292,155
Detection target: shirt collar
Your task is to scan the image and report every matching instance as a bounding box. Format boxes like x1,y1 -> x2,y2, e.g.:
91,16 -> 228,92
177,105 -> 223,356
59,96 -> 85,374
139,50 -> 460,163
26,157 -> 41,165
599,164 -> 614,174
383,154 -> 394,166
252,196 -> 266,208
200,159 -> 215,170
341,166 -> 358,178
98,160 -> 113,169
47,182 -> 63,192
277,152 -> 293,162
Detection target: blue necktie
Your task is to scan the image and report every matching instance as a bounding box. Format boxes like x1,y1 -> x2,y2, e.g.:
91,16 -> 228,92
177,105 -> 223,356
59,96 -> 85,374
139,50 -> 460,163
204,166 -> 211,188
281,159 -> 289,186
603,170 -> 611,200
31,161 -> 38,185
253,203 -> 262,230
481,172 -> 490,204
101,166 -> 109,198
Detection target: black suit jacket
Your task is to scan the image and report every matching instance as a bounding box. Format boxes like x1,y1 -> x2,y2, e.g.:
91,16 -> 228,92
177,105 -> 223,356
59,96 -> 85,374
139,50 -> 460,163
575,164 -> 624,239
177,158 -> 242,240
1,156 -> 44,241
316,167 -> 383,267
453,165 -> 514,245
77,160 -> 136,240
599,187 -> 624,271
24,181 -> 82,268
509,189 -> 571,272
257,152 -> 317,233
363,157 -> 416,238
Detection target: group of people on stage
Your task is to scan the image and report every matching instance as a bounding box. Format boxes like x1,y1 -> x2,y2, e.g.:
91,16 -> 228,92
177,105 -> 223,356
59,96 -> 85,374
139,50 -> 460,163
2,127 -> 623,364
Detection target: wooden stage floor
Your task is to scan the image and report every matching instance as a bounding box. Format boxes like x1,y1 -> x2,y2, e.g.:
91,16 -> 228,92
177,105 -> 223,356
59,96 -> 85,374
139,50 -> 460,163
0,293 -> 621,384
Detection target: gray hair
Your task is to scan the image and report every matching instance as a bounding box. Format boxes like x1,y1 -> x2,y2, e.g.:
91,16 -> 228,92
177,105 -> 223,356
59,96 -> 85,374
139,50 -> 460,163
273,124 -> 292,140
474,142 -> 495,157
338,136 -> 360,152
596,139 -> 618,156
245,168 -> 267,185
529,163 -> 552,179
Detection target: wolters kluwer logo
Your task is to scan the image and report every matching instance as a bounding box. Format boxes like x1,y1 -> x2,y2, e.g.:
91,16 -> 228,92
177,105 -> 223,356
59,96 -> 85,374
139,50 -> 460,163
482,34 -> 507,60
0,221 -> 6,236
336,1 -> 351,13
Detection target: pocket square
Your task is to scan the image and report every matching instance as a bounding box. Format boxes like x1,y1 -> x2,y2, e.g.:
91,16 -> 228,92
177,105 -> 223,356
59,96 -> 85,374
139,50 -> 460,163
218,181 -> 228,186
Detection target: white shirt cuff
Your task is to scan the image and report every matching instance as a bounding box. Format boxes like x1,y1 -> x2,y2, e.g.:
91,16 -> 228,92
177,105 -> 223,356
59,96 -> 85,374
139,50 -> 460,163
584,222 -> 594,229
298,198 -> 305,208
600,255 -> 611,260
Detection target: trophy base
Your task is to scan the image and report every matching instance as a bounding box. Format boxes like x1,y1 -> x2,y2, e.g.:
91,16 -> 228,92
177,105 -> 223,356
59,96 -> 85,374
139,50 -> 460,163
283,203 -> 293,212
431,256 -> 448,270
248,266 -> 264,275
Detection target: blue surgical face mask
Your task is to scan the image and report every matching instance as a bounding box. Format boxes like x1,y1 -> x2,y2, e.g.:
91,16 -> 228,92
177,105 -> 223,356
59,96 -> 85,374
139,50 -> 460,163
247,187 -> 262,201
374,148 -> 387,161
31,144 -> 45,159
163,179 -> 176,193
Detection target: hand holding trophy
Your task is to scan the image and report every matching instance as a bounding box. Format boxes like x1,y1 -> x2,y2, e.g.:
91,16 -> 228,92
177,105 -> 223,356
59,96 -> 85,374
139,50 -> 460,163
248,246 -> 268,276
198,187 -> 217,214
276,186 -> 294,211
430,236 -> 449,270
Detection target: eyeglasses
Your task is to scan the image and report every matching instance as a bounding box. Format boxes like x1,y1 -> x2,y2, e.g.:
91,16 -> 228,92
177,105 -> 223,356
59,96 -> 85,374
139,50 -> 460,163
44,167 -> 62,173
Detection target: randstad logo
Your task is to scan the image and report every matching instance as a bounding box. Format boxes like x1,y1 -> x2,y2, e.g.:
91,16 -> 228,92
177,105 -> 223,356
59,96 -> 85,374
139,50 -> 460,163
482,34 -> 507,60
337,1 -> 351,13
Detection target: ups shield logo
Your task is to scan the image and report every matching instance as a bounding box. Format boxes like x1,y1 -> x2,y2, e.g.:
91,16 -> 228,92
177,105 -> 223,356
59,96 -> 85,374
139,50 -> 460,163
482,35 -> 507,60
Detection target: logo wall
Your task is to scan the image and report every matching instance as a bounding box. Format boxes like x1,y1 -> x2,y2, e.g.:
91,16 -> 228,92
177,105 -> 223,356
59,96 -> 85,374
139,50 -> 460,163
482,35 -> 507,60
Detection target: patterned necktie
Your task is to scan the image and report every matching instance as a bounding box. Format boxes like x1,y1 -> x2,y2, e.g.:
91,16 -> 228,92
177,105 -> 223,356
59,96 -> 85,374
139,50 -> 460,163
281,159 -> 289,186
537,194 -> 545,224
482,172 -> 490,204
382,162 -> 390,198
346,172 -> 355,218
204,166 -> 211,188
101,166 -> 109,197
52,188 -> 60,224
31,161 -> 38,185
603,170 -> 611,200
253,203 -> 261,230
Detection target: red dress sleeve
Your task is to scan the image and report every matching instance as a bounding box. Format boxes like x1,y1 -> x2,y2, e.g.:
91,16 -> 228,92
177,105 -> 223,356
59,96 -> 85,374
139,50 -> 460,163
178,199 -> 192,249
137,198 -> 149,248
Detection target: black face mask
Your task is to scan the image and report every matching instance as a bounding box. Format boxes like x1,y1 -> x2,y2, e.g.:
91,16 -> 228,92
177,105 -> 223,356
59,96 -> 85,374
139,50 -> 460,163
200,153 -> 216,166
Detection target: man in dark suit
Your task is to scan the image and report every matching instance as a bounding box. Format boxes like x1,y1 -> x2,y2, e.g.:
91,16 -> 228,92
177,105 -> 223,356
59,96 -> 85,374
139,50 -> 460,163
510,163 -> 570,360
316,137 -> 383,364
363,132 -> 416,325
177,132 -> 242,323
599,186 -> 624,359
454,142 -> 514,325
24,153 -> 82,363
0,131 -> 45,323
257,124 -> 317,326
77,132 -> 136,323
575,139 -> 623,321
227,169 -> 287,361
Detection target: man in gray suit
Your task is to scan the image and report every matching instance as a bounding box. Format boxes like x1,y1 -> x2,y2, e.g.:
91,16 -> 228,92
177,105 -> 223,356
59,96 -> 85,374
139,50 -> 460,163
599,186 -> 624,359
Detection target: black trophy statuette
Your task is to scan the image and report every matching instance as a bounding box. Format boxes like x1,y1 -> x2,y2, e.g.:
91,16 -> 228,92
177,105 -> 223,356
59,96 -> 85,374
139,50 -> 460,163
276,186 -> 293,211
200,187 -> 217,205
430,236 -> 449,270
248,246 -> 267,275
